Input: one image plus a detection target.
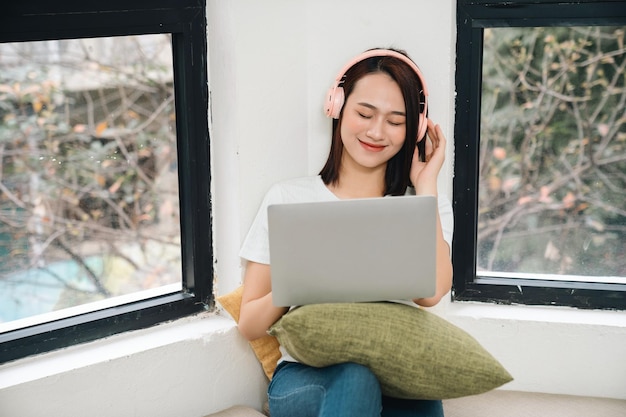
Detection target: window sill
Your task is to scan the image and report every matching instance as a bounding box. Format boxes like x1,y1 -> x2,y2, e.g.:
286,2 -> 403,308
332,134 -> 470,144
432,297 -> 626,400
443,299 -> 626,328
0,312 -> 235,390
0,310 -> 269,415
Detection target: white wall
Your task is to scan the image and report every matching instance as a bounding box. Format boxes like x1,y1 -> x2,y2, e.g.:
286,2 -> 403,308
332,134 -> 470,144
209,0 -> 457,297
1,2 -> 625,416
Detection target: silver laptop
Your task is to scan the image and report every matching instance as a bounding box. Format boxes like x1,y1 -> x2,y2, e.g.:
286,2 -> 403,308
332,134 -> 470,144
268,195 -> 436,307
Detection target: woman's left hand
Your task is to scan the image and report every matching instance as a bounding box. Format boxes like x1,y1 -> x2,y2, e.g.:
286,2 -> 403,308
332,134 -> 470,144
410,119 -> 446,196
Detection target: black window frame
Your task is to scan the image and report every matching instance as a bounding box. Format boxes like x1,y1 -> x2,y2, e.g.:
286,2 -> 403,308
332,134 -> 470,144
453,0 -> 626,310
0,0 -> 212,363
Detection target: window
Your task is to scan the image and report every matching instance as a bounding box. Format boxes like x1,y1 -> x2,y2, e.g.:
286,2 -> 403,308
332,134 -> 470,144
0,1 -> 211,363
454,0 -> 626,310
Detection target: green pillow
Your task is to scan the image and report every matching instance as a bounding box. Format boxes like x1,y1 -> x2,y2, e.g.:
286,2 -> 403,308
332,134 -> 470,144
268,302 -> 513,400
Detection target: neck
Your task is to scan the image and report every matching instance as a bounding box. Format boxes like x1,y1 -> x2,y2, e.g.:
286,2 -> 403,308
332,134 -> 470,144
329,155 -> 387,199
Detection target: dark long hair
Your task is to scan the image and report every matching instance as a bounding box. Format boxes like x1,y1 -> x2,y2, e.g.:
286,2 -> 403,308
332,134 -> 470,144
319,48 -> 426,196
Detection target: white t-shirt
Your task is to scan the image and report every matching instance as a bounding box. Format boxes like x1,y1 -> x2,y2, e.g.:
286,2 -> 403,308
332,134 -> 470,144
238,175 -> 454,365
239,175 -> 453,264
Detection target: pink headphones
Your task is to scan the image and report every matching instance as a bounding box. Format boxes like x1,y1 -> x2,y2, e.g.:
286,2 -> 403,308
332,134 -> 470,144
323,49 -> 429,141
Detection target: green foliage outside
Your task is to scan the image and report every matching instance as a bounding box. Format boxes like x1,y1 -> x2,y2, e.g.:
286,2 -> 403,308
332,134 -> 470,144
0,36 -> 181,321
479,26 -> 626,279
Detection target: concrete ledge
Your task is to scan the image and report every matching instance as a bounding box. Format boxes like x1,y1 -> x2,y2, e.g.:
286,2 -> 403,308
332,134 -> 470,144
2,311 -> 624,417
443,390 -> 626,417
0,313 -> 269,417
204,390 -> 626,417
432,300 -> 626,399
205,405 -> 266,417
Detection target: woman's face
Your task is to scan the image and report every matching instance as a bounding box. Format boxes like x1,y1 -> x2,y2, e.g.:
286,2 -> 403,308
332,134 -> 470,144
339,72 -> 407,172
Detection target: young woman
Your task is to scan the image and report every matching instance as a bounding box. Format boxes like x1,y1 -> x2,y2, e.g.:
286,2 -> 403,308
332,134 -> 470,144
238,48 -> 453,417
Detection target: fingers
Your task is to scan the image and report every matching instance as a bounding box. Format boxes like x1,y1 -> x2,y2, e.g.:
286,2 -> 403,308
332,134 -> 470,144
416,119 -> 446,163
425,120 -> 447,162
424,119 -> 439,162
424,132 -> 434,162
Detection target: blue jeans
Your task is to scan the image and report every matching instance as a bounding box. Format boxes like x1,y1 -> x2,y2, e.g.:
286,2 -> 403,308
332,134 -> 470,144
268,362 -> 444,417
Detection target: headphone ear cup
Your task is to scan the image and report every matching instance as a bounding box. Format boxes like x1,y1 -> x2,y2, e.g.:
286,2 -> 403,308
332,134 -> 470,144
324,85 -> 344,119
416,116 -> 428,142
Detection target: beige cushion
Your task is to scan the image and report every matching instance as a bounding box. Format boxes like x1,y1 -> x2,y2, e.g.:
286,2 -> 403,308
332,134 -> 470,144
204,405 -> 266,417
217,286 -> 281,380
269,302 -> 513,400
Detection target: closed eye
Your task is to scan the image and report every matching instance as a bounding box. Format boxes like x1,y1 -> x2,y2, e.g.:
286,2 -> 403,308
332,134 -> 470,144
355,102 -> 405,125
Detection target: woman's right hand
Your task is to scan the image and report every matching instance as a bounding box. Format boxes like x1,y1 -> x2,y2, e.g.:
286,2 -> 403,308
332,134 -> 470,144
409,119 -> 446,196
238,261 -> 289,341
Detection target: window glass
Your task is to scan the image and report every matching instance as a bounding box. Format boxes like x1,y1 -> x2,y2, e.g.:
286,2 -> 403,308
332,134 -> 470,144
0,35 -> 181,330
478,26 -> 625,284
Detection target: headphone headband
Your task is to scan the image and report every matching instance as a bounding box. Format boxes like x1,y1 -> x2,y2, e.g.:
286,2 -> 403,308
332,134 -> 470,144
323,49 -> 429,141
331,49 -> 429,97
